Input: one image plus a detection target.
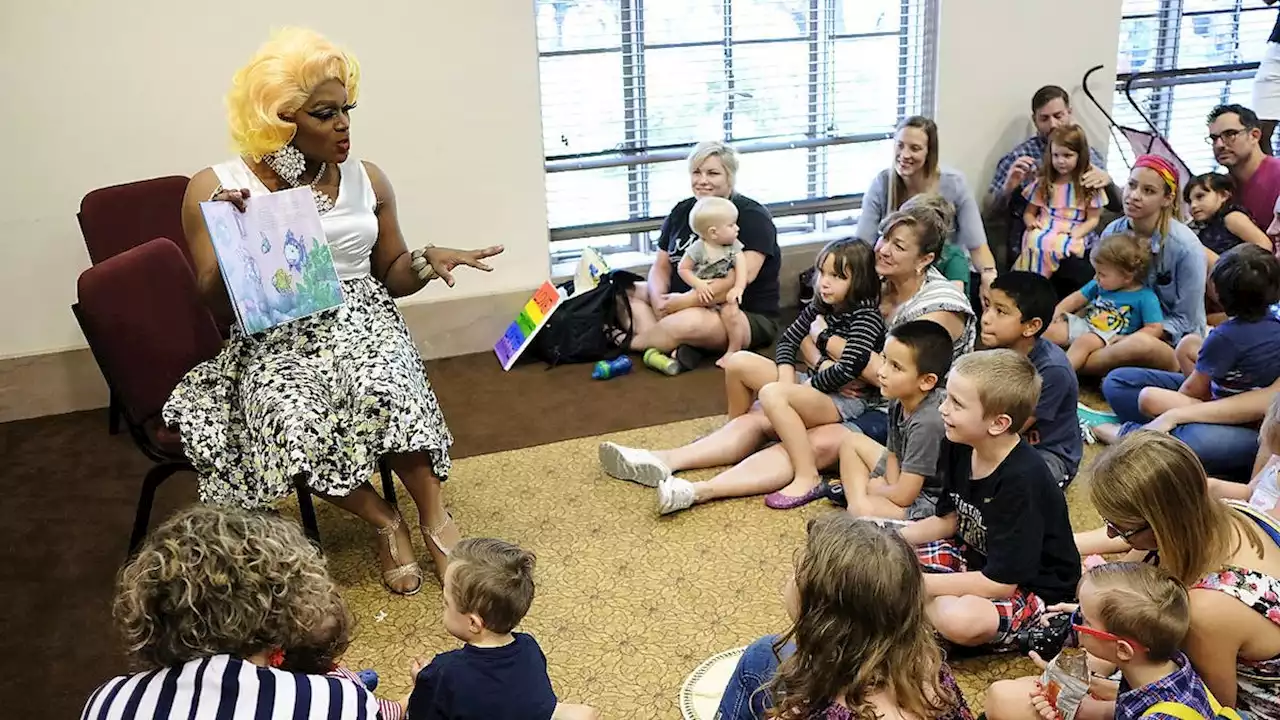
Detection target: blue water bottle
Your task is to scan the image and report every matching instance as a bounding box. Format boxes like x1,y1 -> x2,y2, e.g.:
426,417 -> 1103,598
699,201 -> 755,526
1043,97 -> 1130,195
592,355 -> 633,380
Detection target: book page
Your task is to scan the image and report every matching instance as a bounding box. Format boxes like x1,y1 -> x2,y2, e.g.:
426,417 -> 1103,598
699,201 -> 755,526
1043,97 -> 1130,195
201,187 -> 345,334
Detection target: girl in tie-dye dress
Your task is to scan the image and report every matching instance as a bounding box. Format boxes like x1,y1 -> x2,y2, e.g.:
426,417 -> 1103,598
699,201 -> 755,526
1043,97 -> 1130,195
1016,124 -> 1105,277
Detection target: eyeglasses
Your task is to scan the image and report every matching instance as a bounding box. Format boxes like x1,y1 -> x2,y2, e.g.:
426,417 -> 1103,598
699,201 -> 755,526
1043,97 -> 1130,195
1206,128 -> 1245,145
1072,620 -> 1147,651
1104,519 -> 1149,542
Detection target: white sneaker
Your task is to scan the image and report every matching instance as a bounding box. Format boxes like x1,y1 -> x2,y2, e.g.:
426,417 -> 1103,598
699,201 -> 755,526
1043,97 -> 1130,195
598,442 -> 671,488
657,477 -> 696,515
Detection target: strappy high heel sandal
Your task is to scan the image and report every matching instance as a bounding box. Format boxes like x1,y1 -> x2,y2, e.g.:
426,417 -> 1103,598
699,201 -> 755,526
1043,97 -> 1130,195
422,511 -> 461,580
376,514 -> 424,596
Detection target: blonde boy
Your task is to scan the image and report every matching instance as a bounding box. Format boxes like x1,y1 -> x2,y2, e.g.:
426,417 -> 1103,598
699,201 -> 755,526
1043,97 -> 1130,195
679,195 -> 750,366
901,349 -> 1081,650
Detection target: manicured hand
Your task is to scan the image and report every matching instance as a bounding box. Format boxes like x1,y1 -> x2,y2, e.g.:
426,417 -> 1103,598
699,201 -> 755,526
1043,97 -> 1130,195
211,187 -> 251,212
411,245 -> 505,287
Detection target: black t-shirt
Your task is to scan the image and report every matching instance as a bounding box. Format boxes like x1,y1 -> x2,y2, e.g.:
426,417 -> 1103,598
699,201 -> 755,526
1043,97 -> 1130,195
406,633 -> 557,720
657,193 -> 781,316
934,440 -> 1081,603
1271,7 -> 1280,44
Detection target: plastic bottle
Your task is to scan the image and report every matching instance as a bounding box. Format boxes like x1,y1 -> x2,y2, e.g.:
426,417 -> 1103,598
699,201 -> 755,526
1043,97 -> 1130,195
1041,647 -> 1091,720
592,355 -> 633,380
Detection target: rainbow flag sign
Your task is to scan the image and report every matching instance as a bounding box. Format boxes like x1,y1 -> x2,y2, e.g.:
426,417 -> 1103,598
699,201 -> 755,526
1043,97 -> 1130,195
494,281 -> 565,371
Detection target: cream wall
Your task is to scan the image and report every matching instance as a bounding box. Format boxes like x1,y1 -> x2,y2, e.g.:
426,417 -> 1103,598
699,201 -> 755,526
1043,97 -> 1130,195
0,0 -> 549,359
935,0 -> 1125,195
0,0 -> 1126,361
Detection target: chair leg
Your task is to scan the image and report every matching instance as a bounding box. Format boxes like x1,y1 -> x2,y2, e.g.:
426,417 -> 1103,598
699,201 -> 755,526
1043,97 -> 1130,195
129,462 -> 186,555
379,458 -> 398,506
295,479 -> 321,545
108,389 -> 121,436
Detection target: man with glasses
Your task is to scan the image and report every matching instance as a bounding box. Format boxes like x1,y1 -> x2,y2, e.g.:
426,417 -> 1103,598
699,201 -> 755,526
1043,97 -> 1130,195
1207,104 -> 1280,231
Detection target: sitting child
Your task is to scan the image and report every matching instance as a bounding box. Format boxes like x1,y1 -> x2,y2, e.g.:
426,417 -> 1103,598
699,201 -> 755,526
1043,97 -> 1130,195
1016,124 -> 1105,278
1208,393 -> 1280,519
1044,232 -> 1164,371
674,195 -> 749,369
406,538 -> 597,720
757,237 -> 886,509
1137,244 -> 1280,419
901,349 -> 1081,651
1185,172 -> 1273,260
717,514 -> 974,720
832,320 -> 953,521
1031,562 -> 1231,720
982,271 -> 1083,487
281,594 -> 407,720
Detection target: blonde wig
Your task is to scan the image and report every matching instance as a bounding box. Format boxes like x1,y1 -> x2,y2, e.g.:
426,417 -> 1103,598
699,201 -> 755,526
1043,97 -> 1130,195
226,28 -> 361,160
114,505 -> 338,669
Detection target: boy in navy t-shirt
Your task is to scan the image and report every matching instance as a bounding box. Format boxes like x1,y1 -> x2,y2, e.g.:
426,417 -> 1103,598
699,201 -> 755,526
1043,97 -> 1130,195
981,272 -> 1083,487
407,539 -> 596,720
1140,244 -> 1280,418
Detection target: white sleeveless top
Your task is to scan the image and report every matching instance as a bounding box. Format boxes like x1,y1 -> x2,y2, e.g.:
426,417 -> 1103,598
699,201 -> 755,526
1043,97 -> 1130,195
210,156 -> 379,280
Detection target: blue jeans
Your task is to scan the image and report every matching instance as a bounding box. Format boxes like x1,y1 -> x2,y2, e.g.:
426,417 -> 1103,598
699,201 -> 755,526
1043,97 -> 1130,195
716,635 -> 793,720
1102,367 -> 1260,480
843,408 -> 889,446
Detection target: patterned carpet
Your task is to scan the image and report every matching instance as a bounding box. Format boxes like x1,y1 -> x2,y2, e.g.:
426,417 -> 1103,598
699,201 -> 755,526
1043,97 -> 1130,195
282,415 -> 1108,718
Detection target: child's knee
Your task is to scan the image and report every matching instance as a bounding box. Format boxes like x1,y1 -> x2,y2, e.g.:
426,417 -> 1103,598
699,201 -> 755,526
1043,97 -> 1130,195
929,597 -> 999,646
725,350 -> 762,377
1136,386 -> 1165,416
757,381 -> 790,410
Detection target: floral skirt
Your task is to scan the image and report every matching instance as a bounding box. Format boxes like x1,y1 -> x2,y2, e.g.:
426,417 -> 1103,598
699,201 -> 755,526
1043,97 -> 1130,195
163,275 -> 453,509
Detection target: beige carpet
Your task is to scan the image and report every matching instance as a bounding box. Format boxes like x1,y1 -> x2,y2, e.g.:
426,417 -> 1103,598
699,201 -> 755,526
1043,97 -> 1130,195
281,416 -> 1107,718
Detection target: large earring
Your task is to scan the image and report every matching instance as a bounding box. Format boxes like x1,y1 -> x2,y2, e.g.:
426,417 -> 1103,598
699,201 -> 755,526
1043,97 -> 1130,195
264,144 -> 306,185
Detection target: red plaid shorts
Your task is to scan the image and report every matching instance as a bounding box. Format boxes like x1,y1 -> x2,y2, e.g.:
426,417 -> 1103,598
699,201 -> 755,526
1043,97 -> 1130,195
916,539 -> 1046,649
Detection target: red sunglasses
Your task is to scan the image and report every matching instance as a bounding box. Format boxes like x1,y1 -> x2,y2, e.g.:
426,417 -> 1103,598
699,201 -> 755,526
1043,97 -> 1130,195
1072,622 -> 1147,651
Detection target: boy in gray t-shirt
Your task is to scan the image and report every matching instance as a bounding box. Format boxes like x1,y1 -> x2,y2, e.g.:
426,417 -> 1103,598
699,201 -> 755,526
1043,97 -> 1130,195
831,320 -> 954,520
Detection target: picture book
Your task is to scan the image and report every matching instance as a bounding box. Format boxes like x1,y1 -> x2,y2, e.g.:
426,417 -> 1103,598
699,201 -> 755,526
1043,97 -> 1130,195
494,281 -> 566,371
200,187 -> 345,335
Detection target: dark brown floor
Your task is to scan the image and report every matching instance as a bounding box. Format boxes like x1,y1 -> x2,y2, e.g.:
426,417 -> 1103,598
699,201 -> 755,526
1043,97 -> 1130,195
1,351 -> 729,718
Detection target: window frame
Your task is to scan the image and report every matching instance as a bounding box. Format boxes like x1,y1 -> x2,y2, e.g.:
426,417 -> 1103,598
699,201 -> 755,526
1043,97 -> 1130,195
538,0 -> 939,262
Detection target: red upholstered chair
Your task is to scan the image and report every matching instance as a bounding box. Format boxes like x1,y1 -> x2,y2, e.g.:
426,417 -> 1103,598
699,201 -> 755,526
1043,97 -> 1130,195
74,238 -> 396,552
77,175 -> 191,267
77,175 -> 196,435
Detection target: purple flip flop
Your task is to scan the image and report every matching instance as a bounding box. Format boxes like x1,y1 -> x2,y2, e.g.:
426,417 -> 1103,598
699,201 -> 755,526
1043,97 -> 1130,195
764,484 -> 824,510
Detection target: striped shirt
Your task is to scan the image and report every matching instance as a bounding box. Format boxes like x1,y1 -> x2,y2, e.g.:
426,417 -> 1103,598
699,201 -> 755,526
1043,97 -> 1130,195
774,298 -> 886,393
81,654 -> 381,720
329,666 -> 402,720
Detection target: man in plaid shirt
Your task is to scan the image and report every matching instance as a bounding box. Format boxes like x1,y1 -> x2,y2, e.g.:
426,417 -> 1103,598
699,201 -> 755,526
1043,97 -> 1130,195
984,85 -> 1121,275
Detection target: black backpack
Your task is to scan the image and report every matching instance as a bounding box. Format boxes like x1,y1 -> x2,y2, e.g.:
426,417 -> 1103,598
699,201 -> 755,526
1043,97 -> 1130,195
530,269 -> 642,367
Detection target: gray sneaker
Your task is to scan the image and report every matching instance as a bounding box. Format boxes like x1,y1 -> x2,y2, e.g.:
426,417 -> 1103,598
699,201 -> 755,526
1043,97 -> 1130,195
598,442 -> 671,488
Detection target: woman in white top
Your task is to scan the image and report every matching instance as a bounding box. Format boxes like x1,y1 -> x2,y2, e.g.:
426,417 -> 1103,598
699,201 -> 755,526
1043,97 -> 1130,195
81,506 -> 379,720
164,28 -> 501,594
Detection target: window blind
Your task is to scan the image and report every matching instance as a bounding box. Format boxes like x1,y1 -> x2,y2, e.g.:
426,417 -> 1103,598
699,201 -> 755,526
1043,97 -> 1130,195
1107,0 -> 1279,179
534,0 -> 939,259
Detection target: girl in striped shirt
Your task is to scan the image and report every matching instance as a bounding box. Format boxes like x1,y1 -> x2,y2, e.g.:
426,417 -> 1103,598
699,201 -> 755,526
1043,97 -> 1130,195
759,238 -> 886,508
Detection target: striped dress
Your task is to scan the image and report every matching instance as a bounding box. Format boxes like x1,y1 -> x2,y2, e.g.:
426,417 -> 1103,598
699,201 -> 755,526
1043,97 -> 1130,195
81,655 -> 381,720
1016,179 -> 1104,277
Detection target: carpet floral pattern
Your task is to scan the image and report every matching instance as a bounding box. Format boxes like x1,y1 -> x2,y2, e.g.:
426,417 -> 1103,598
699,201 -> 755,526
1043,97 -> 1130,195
282,416 -> 1106,718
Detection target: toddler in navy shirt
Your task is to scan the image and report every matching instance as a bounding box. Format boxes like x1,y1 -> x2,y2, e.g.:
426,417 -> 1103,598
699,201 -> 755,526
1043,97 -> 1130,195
406,539 -> 597,720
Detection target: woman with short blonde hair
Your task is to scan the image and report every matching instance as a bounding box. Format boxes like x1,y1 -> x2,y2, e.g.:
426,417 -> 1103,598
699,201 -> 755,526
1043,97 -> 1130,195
621,140 -> 783,373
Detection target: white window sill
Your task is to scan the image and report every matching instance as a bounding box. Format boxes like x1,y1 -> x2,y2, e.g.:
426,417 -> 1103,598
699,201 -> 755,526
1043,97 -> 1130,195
549,227 -> 856,283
